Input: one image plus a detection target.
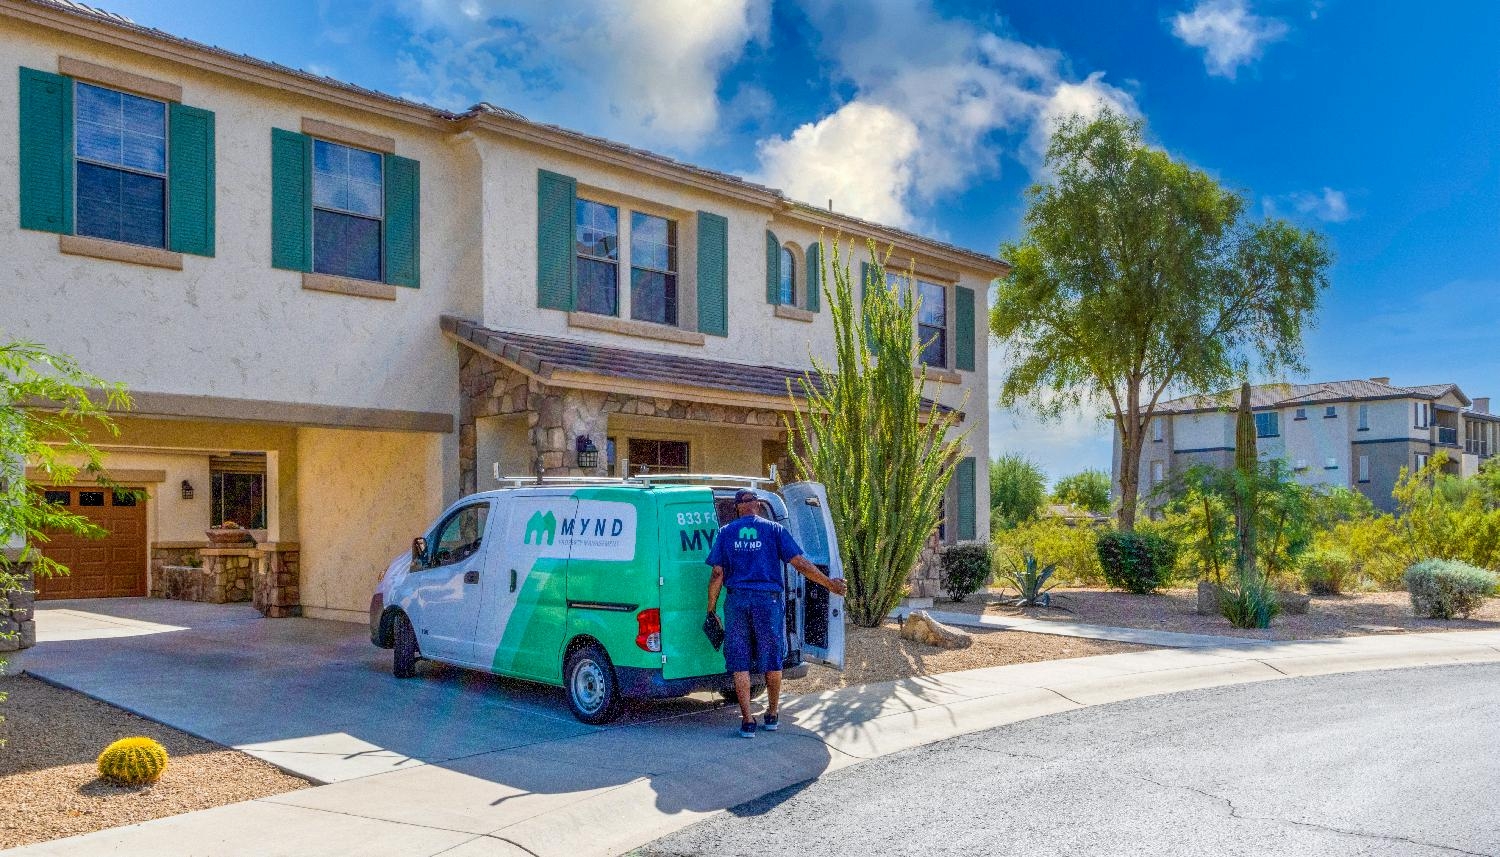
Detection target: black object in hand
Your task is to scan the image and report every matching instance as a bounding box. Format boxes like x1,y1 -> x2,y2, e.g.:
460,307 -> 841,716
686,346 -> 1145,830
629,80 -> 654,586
703,612 -> 726,650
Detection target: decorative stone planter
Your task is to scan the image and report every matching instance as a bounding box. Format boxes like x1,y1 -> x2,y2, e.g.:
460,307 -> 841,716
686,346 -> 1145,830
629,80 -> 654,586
159,560 -> 251,605
207,527 -> 255,547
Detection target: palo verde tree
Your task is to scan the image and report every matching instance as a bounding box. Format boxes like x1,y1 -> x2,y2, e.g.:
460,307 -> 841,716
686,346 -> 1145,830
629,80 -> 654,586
1052,468 -> 1112,515
786,237 -> 969,627
992,111 -> 1330,530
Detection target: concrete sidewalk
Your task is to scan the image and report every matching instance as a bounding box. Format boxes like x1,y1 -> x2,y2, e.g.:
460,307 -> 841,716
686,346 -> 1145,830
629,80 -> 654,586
10,615 -> 1500,857
927,608 -> 1262,648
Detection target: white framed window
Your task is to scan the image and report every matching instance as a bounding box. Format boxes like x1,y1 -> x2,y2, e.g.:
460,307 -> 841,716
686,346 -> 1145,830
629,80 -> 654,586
575,198 -> 620,316
629,211 -> 677,326
1294,408 -> 1307,420
1324,405 -> 1337,418
1358,455 -> 1370,482
312,138 -> 384,281
1414,402 -> 1431,428
1324,456 -> 1338,469
75,81 -> 168,248
1150,460 -> 1164,486
779,245 -> 796,306
885,271 -> 951,369
1415,452 -> 1429,471
1151,418 -> 1164,442
1254,412 -> 1279,438
1358,404 -> 1369,431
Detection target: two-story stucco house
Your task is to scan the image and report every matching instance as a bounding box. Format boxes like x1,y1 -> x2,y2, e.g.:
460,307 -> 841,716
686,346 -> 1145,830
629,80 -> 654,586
2,0 -> 1002,623
1115,377 -> 1500,514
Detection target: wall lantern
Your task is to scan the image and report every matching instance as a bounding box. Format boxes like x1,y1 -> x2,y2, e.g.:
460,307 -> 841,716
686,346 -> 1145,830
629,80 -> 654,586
181,480 -> 195,500
575,436 -> 600,470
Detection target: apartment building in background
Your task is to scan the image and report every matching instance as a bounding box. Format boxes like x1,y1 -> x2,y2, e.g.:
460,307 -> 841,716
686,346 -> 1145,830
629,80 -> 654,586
1114,378 -> 1500,513
3,0 -> 1003,619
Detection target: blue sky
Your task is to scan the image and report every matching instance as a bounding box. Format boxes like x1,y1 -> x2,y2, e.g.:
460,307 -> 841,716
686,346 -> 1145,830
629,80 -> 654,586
104,0 -> 1500,484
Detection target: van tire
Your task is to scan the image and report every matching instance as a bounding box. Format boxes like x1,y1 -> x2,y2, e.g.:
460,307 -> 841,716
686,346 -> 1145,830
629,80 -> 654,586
392,612 -> 420,679
717,684 -> 766,705
564,644 -> 623,725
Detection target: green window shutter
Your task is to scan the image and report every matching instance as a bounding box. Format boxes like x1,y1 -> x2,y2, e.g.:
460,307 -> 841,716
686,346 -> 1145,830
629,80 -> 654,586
956,456 -> 977,541
805,243 -> 821,312
383,154 -> 420,287
270,128 -> 312,272
167,103 -> 215,257
536,169 -> 576,310
860,260 -> 879,358
954,285 -> 976,372
19,67 -> 73,234
765,230 -> 780,304
697,210 -> 729,336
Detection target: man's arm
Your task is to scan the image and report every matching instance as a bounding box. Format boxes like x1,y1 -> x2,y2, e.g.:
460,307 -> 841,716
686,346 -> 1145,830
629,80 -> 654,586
789,555 -> 847,597
707,565 -> 725,614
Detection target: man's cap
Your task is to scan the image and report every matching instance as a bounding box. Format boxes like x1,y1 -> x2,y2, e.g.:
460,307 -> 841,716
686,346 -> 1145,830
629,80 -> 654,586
733,489 -> 758,504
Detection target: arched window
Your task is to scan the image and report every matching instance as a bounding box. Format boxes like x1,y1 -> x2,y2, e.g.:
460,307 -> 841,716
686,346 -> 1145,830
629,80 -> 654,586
779,245 -> 796,306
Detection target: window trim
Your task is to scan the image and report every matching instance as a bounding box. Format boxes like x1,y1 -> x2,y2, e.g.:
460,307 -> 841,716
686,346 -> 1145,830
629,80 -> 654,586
574,192 -> 687,327
310,136 -> 386,283
628,210 -> 679,327
886,270 -> 957,370
1253,411 -> 1280,438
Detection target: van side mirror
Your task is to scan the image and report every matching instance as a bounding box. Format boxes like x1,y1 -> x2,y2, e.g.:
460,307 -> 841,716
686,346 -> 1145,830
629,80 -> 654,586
803,497 -> 821,507
411,537 -> 428,566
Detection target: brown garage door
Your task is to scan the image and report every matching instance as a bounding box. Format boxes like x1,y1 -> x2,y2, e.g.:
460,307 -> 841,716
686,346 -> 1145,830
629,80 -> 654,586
35,487 -> 147,599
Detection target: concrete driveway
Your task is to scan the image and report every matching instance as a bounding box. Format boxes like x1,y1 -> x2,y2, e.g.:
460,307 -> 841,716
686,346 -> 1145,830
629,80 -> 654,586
15,598 -> 754,782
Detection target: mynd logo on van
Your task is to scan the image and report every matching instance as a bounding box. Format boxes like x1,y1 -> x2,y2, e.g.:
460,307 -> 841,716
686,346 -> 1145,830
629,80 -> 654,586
512,500 -> 637,562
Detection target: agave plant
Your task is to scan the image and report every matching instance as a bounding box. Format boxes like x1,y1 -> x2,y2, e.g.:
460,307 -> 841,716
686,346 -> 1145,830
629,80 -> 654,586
998,552 -> 1061,608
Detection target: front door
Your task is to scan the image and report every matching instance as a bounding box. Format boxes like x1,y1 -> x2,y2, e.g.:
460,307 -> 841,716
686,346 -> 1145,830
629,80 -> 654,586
780,482 -> 846,669
408,501 -> 492,665
35,487 -> 147,599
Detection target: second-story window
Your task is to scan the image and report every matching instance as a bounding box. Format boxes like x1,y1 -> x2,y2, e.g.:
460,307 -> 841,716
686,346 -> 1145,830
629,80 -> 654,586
312,139 -> 383,281
918,280 -> 947,368
1358,404 -> 1370,430
779,246 -> 796,305
1152,418 -> 1165,442
1254,412 -> 1279,438
75,82 -> 167,248
575,199 -> 619,316
630,212 -> 677,325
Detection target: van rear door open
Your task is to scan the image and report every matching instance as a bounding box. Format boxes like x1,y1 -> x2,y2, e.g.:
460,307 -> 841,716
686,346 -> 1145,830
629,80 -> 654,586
659,492 -> 730,680
780,482 -> 846,669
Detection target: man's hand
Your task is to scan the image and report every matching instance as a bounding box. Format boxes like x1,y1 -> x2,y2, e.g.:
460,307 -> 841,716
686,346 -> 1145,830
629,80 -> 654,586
827,578 -> 848,597
790,555 -> 847,597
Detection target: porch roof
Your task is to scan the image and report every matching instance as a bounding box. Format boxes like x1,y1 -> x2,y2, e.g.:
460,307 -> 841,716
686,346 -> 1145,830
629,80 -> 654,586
441,316 -> 957,417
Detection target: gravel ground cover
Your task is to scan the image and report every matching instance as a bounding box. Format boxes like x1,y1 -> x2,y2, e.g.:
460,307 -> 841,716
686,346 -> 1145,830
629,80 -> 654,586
944,587 -> 1500,641
0,675 -> 309,849
781,623 -> 1149,695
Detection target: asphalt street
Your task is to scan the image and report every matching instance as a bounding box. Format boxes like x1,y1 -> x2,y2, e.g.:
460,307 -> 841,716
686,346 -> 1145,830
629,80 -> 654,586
643,663 -> 1500,857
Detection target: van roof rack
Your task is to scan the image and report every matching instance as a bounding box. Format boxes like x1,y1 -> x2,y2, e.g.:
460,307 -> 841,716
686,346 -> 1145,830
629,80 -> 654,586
490,473 -> 777,491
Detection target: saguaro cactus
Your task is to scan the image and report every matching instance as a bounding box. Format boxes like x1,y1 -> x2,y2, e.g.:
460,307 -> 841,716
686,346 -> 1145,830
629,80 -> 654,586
1234,382 -> 1257,579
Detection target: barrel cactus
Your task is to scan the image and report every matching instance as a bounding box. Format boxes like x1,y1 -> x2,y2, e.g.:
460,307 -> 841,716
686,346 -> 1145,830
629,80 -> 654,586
97,737 -> 169,785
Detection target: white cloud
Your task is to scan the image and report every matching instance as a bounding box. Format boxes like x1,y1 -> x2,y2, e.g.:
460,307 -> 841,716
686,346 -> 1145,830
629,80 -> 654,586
393,0 -> 768,149
1264,187 -> 1352,222
987,341 -> 1114,485
1171,0 -> 1288,79
750,0 -> 1137,228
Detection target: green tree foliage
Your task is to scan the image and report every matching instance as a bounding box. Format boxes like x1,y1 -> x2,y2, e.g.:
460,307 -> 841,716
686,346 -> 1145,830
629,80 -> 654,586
990,453 -> 1047,529
992,518 -> 1105,586
786,238 -> 968,627
991,111 -> 1330,531
1391,451 -> 1500,570
1155,465 -> 1235,585
1051,468 -> 1111,514
1,340 -> 131,737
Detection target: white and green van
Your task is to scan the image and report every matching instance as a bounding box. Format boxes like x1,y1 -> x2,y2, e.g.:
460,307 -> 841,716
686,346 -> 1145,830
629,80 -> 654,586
369,477 -> 845,723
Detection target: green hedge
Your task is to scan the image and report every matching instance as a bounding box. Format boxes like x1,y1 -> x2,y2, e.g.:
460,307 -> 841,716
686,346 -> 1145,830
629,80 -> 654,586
1095,531 -> 1178,594
939,542 -> 993,602
1403,559 -> 1497,619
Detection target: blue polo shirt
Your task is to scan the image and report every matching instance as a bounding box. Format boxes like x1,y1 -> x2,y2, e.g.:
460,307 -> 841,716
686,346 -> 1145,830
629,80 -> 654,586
706,515 -> 804,592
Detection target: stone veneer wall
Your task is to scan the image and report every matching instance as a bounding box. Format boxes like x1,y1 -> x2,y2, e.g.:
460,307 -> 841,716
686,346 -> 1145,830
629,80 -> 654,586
255,545 -> 301,618
458,348 -> 791,493
0,560 -> 35,653
148,542 -> 300,617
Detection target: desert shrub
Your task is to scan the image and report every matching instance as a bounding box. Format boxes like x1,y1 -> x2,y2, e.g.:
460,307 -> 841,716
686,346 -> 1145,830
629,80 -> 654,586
1301,547 -> 1356,596
1219,578 -> 1281,628
1403,559 -> 1498,619
1095,530 -> 1177,594
98,736 -> 169,785
938,542 -> 992,602
993,518 -> 1105,586
995,552 -> 1060,606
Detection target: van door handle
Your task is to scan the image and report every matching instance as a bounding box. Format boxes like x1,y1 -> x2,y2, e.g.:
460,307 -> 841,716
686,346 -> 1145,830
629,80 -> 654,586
509,569 -> 517,593
464,570 -> 480,585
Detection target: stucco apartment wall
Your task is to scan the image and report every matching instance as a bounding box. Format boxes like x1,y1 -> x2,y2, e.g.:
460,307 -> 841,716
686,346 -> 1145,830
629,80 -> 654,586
295,427 -> 447,621
0,22 -> 475,419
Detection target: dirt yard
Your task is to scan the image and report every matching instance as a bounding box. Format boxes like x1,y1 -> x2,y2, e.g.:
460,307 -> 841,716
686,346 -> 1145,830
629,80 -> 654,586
781,622 -> 1150,695
943,587 -> 1500,641
0,675 -> 309,849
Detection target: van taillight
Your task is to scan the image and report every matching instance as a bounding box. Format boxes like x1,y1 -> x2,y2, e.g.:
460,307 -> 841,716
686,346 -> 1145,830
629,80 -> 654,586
636,608 -> 662,653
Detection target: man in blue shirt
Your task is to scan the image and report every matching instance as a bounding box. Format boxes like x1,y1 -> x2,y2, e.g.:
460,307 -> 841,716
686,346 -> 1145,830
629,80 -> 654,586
707,489 -> 846,738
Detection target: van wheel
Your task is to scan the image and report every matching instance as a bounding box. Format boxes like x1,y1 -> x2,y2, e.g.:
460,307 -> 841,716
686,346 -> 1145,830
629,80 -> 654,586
565,644 -> 623,725
717,684 -> 766,704
392,612 -> 420,679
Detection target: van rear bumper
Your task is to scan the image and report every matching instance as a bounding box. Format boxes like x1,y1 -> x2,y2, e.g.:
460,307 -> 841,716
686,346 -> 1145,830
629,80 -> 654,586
615,660 -> 809,700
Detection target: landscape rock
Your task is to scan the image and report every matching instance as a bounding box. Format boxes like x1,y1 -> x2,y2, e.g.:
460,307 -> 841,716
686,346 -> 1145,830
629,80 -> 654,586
899,610 -> 972,649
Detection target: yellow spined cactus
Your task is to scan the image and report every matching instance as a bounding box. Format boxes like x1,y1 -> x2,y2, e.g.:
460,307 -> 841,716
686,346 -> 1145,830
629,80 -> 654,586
97,736 -> 169,786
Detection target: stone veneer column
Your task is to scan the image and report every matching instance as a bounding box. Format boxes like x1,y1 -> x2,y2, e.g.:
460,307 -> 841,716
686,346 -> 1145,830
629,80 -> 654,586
0,556 -> 36,652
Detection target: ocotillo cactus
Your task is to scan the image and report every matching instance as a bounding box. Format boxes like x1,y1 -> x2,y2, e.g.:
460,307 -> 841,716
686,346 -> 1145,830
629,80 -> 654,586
1234,382 -> 1258,579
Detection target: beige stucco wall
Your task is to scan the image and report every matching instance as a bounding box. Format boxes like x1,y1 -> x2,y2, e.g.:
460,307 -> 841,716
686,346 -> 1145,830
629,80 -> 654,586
606,413 -> 781,476
0,21 -> 475,419
295,427 -> 446,623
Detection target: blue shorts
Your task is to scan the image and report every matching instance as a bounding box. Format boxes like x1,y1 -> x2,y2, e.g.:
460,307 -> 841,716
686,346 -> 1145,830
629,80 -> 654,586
723,589 -> 786,674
